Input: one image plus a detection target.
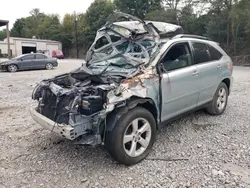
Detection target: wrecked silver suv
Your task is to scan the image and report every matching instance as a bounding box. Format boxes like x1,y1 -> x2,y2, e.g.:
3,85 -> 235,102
31,12 -> 233,165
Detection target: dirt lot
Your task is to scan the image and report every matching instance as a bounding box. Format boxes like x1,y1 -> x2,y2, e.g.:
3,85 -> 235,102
0,60 -> 250,188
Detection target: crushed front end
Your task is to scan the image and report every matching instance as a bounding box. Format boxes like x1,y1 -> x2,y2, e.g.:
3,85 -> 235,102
31,72 -> 118,145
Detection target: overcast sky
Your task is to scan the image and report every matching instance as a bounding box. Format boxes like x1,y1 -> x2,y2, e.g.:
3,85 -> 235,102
0,0 -> 95,29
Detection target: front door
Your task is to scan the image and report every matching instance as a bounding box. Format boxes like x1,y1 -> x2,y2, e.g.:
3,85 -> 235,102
160,42 -> 200,122
20,54 -> 36,70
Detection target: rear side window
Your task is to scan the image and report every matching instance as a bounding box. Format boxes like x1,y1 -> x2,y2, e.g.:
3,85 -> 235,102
36,54 -> 47,59
23,55 -> 35,60
208,45 -> 223,61
192,42 -> 210,64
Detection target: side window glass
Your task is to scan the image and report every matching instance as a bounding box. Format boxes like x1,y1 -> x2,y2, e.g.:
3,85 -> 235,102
116,41 -> 129,53
23,55 -> 35,60
95,36 -> 109,49
161,43 -> 192,71
192,42 -> 210,64
208,45 -> 223,61
110,35 -> 121,43
140,40 -> 155,49
36,54 -> 46,59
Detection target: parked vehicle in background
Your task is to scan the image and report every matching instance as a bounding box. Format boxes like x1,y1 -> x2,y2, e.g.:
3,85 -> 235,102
0,53 -> 58,72
30,12 -> 233,165
52,50 -> 64,59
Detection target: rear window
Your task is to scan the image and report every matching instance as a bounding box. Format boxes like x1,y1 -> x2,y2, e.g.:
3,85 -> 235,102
192,42 -> 210,64
56,51 -> 63,55
208,45 -> 223,61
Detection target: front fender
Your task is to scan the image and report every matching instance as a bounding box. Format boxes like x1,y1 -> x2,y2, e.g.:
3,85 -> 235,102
105,97 -> 157,132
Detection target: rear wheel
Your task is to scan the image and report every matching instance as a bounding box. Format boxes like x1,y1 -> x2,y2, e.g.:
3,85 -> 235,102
45,63 -> 53,70
105,107 -> 156,165
7,64 -> 18,72
206,82 -> 228,115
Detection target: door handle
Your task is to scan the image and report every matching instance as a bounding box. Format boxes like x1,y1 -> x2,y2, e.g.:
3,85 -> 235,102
217,64 -> 222,69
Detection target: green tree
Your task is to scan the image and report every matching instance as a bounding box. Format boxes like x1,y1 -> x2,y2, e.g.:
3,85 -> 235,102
59,14 -> 75,55
145,8 -> 178,23
84,0 -> 114,48
24,8 -> 46,38
0,30 -> 6,40
10,18 -> 26,37
114,0 -> 161,18
38,14 -> 61,40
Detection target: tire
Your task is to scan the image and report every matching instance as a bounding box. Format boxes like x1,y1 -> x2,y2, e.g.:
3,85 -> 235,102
45,63 -> 53,70
105,107 -> 156,165
206,82 -> 229,115
7,64 -> 18,72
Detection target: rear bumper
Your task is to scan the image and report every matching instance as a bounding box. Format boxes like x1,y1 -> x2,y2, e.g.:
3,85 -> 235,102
30,108 -> 75,140
53,61 -> 58,67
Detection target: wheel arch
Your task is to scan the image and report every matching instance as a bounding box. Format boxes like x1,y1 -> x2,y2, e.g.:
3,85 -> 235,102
222,78 -> 230,95
105,96 -> 158,133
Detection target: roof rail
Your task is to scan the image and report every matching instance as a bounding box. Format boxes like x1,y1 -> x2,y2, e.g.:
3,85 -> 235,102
173,34 -> 210,41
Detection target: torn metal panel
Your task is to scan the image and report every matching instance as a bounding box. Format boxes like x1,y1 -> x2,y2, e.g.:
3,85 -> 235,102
112,21 -> 183,37
85,11 -> 182,71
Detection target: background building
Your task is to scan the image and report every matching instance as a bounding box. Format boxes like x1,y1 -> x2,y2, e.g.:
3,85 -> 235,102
0,19 -> 10,58
0,37 -> 62,58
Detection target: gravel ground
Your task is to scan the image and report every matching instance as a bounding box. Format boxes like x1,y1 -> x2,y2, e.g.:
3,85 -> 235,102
0,61 -> 250,188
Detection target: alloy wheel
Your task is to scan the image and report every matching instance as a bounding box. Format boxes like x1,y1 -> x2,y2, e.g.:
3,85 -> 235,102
217,87 -> 227,111
123,118 -> 152,158
8,65 -> 17,72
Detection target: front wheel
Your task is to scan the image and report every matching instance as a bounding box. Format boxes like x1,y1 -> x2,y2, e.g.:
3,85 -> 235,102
105,107 -> 156,165
206,82 -> 229,115
7,64 -> 18,72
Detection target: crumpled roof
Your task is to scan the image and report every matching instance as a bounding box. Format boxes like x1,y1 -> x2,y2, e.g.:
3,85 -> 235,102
78,12 -> 184,84
112,21 -> 183,36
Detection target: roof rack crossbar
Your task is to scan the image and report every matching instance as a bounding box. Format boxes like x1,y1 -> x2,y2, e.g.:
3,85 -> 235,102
173,34 -> 210,40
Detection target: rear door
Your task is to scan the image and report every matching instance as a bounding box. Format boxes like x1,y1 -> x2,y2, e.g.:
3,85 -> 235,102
35,54 -> 48,69
160,42 -> 200,121
191,42 -> 223,106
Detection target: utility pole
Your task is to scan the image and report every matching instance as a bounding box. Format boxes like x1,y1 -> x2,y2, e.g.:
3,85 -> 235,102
74,11 -> 79,59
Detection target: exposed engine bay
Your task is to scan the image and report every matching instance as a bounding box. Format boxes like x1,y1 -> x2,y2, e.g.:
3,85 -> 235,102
32,72 -> 118,143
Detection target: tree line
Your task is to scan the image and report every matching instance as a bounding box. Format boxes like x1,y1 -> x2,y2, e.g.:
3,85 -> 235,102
1,0 -> 250,57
